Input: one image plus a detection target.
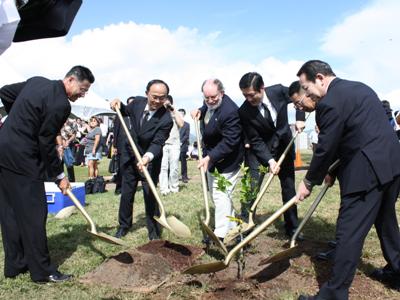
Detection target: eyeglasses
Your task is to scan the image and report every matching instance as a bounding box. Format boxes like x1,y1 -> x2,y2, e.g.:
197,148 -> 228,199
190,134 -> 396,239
149,94 -> 167,101
293,94 -> 305,108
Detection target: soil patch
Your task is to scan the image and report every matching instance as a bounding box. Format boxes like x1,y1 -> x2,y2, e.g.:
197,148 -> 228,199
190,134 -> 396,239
80,240 -> 204,292
137,240 -> 204,271
80,236 -> 400,299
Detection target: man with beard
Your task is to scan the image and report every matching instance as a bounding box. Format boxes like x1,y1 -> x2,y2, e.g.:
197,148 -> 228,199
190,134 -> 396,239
191,79 -> 243,241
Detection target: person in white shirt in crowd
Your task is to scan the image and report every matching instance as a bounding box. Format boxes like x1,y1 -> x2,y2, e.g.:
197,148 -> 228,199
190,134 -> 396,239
159,95 -> 185,195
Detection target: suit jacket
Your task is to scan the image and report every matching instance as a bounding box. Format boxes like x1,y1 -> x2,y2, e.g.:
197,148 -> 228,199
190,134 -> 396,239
179,121 -> 190,152
306,78 -> 400,196
199,94 -> 243,173
0,77 -> 70,180
119,97 -> 173,172
239,84 -> 305,166
113,115 -> 132,151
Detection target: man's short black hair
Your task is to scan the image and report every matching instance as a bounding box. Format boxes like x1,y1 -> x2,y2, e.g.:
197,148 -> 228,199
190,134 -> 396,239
288,81 -> 301,97
296,60 -> 336,82
146,79 -> 169,94
239,72 -> 264,91
65,65 -> 95,83
178,108 -> 186,115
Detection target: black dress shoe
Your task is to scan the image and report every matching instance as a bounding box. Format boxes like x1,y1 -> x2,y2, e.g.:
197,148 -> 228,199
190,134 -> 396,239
115,227 -> 129,238
327,240 -> 337,248
370,265 -> 400,289
316,248 -> 336,261
149,234 -> 160,241
34,271 -> 73,284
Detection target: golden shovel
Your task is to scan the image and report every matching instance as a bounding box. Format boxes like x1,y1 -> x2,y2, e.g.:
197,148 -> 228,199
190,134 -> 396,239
182,196 -> 298,274
66,189 -> 127,246
258,159 -> 340,265
115,106 -> 191,238
224,131 -> 300,243
194,120 -> 228,254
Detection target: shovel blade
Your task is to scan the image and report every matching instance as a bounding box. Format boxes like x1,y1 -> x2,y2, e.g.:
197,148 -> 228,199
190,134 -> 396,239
54,205 -> 76,219
223,222 -> 252,244
182,261 -> 227,274
88,231 -> 127,246
258,246 -> 299,266
154,215 -> 192,238
166,216 -> 192,238
201,221 -> 228,254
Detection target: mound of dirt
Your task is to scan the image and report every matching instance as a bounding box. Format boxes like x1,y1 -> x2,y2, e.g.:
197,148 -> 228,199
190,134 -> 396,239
80,236 -> 400,299
137,240 -> 204,271
80,240 -> 204,292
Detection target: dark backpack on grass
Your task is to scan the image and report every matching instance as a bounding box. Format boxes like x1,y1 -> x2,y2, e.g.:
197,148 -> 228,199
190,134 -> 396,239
85,178 -> 95,194
92,176 -> 106,193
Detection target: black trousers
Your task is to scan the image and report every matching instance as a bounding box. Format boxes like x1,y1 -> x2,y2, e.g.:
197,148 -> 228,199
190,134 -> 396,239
242,148 -> 298,234
118,160 -> 161,240
318,176 -> 400,300
179,149 -> 188,180
0,167 -> 56,281
114,154 -> 122,193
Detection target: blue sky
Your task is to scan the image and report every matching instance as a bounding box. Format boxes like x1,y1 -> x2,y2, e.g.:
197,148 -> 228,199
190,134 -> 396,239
69,0 -> 368,63
1,0 -> 400,125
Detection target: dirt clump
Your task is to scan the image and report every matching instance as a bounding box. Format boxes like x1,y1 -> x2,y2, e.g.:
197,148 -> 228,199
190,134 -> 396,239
80,240 -> 204,292
137,240 -> 204,271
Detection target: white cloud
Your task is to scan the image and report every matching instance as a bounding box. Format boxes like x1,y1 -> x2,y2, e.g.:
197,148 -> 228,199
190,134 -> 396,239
0,21 -> 304,126
321,0 -> 400,109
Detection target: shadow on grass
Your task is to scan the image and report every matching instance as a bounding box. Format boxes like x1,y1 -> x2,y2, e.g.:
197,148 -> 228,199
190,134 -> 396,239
48,224 -> 118,267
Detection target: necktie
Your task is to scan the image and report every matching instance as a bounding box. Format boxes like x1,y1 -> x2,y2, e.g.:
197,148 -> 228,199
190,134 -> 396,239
204,109 -> 214,125
262,103 -> 271,121
140,110 -> 150,128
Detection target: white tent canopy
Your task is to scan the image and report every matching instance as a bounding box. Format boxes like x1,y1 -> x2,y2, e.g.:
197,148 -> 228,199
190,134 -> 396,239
70,91 -> 113,119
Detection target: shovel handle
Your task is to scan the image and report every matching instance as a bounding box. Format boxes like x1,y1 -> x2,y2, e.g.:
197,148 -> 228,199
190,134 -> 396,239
66,189 -> 97,234
248,132 -> 297,224
225,196 -> 298,264
115,107 -> 166,216
248,113 -> 310,225
289,159 -> 340,247
194,120 -> 210,225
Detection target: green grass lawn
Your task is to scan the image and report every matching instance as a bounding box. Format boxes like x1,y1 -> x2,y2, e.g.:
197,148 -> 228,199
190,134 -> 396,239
0,152 -> 399,299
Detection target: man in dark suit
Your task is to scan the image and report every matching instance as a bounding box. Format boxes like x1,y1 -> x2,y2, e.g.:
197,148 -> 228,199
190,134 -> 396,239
0,66 -> 95,283
191,79 -> 243,240
296,60 -> 400,300
238,72 -> 305,239
178,109 -> 190,183
110,80 -> 173,240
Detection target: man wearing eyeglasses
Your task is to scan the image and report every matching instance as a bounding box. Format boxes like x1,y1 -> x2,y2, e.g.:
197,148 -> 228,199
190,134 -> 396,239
191,79 -> 243,242
0,66 -> 95,283
296,60 -> 400,300
238,72 -> 305,240
288,80 -> 317,113
110,80 -> 173,241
